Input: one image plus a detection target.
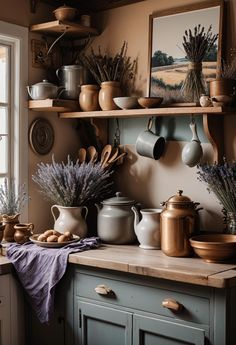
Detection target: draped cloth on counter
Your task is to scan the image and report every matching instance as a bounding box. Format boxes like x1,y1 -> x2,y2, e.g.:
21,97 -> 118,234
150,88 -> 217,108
7,237 -> 101,324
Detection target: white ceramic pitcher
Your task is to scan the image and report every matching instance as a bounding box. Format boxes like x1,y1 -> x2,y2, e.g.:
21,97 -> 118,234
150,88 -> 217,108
51,205 -> 88,238
132,207 -> 162,249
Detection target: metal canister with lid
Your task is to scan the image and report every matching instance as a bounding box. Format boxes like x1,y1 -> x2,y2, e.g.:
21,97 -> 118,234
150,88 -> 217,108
160,190 -> 201,257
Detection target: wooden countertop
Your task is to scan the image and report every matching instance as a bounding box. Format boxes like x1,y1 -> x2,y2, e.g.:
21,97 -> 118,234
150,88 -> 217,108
68,244 -> 236,288
2,244 -> 236,288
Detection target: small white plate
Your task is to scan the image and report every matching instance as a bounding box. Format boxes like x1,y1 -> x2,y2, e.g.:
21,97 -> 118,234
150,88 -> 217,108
30,234 -> 80,248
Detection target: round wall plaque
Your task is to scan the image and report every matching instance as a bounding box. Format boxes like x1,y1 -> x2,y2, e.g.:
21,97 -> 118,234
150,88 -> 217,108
29,118 -> 54,155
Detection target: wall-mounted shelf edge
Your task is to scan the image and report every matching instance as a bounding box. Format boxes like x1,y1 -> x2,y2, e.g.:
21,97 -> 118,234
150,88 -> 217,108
28,99 -> 79,112
59,106 -> 232,119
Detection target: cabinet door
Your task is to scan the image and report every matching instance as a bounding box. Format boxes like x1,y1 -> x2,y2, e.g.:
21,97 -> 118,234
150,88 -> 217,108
133,314 -> 206,345
76,300 -> 132,345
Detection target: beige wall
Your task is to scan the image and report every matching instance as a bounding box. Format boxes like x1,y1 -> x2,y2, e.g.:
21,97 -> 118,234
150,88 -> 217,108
0,0 -> 235,233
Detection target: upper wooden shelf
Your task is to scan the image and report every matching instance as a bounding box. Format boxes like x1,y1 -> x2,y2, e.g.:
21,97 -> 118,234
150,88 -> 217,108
28,99 -> 79,112
59,106 -> 232,119
30,20 -> 99,38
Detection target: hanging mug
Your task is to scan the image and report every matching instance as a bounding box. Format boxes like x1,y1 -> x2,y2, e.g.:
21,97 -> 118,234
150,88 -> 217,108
135,117 -> 165,160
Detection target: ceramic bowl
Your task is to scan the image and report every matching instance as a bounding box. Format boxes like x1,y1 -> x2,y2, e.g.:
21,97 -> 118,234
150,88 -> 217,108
53,5 -> 78,21
138,97 -> 163,108
113,97 -> 139,110
190,234 -> 236,263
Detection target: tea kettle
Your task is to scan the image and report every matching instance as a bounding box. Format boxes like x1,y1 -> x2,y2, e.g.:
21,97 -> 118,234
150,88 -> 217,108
160,190 -> 202,257
27,79 -> 63,100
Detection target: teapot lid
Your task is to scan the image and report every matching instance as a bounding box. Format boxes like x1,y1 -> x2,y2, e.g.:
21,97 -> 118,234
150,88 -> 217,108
167,190 -> 193,204
34,79 -> 57,87
102,192 -> 136,206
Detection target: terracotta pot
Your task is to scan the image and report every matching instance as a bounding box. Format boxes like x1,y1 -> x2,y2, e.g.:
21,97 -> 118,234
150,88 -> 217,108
79,84 -> 100,111
209,78 -> 234,97
98,81 -> 122,110
14,223 -> 34,244
2,214 -> 20,242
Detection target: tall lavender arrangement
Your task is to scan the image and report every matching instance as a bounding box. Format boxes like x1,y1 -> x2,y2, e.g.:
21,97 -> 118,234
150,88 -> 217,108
181,24 -> 218,102
32,156 -> 114,206
197,160 -> 236,213
0,178 -> 28,215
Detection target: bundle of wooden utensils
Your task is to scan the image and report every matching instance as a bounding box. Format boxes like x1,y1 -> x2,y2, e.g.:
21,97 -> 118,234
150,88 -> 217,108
77,145 -> 126,169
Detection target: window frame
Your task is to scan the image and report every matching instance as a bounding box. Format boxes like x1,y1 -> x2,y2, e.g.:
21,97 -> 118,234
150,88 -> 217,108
0,20 -> 28,220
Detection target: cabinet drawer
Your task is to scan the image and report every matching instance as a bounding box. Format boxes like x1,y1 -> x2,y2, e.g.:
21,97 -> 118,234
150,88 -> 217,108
74,269 -> 210,325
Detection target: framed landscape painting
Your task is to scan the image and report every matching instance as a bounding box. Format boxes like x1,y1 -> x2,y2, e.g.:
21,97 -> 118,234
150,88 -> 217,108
147,1 -> 224,104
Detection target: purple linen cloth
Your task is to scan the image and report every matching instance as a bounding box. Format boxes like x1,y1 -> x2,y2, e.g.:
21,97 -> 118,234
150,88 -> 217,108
7,237 -> 101,324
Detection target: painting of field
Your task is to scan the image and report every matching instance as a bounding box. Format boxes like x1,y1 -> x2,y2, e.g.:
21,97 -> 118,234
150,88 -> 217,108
150,61 -> 217,103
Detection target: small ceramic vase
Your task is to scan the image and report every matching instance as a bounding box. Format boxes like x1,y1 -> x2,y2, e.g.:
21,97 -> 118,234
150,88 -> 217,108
79,84 -> 100,111
14,223 -> 34,244
98,81 -> 122,110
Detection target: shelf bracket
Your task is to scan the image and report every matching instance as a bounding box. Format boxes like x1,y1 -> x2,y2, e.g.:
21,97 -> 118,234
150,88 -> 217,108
202,114 -> 224,164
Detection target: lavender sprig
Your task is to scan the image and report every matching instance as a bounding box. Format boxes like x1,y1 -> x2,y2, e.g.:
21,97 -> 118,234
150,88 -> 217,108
197,160 -> 236,212
0,178 -> 29,215
32,156 -> 114,207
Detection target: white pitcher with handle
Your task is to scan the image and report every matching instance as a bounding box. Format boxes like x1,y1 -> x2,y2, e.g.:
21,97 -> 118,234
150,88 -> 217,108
132,207 -> 162,249
51,205 -> 88,238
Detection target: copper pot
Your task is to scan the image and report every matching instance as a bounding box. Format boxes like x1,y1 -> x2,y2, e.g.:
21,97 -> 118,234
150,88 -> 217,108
160,190 -> 201,257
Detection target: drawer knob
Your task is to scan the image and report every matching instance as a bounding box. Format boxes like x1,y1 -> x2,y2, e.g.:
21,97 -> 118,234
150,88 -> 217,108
95,284 -> 114,296
162,298 -> 183,312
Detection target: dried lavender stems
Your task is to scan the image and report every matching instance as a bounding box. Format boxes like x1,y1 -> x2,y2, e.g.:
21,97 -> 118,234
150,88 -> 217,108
32,156 -> 113,207
197,160 -> 236,213
80,41 -> 137,86
181,24 -> 218,102
0,178 -> 28,215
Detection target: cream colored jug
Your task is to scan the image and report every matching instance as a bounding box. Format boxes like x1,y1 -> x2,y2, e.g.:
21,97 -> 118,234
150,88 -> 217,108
132,207 -> 162,249
51,205 -> 88,238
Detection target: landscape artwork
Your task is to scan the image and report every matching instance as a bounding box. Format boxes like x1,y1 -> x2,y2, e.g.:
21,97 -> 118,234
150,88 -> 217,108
149,5 -> 221,104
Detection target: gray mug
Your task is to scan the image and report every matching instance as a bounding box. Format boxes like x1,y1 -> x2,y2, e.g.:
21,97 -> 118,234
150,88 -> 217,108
135,118 -> 165,160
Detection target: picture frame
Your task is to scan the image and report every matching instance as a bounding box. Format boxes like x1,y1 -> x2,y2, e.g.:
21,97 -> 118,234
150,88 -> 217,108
147,0 -> 224,104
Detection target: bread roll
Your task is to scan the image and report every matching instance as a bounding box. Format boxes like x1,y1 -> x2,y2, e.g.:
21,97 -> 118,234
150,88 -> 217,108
47,234 -> 58,242
58,234 -> 70,243
37,234 -> 47,242
64,231 -> 73,240
44,229 -> 55,238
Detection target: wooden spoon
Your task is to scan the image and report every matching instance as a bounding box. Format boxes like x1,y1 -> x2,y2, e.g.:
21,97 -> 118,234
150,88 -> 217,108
78,147 -> 86,163
107,147 -> 119,163
87,146 -> 98,163
100,144 -> 112,168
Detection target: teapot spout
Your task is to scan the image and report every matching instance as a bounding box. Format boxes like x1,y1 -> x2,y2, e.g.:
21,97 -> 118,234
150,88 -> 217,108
131,206 -> 140,234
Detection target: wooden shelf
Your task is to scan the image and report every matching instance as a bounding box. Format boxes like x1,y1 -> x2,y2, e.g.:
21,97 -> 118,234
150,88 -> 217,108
59,106 -> 231,119
28,99 -> 79,112
30,20 -> 99,38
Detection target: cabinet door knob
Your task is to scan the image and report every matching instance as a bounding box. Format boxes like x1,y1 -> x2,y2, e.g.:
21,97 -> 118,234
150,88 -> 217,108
95,284 -> 114,296
162,298 -> 183,312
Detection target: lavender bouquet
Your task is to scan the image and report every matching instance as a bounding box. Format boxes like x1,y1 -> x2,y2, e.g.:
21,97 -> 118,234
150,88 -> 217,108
32,156 -> 114,207
197,160 -> 236,213
0,178 -> 28,216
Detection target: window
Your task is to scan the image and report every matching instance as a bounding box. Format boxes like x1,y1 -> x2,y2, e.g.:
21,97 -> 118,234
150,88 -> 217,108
0,21 -> 28,219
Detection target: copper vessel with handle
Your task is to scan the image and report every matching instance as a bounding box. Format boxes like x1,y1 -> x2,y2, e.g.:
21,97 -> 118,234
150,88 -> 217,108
160,190 -> 201,257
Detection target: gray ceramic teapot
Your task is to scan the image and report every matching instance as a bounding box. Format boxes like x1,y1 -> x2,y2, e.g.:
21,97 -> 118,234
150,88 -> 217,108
96,192 -> 138,244
27,79 -> 63,100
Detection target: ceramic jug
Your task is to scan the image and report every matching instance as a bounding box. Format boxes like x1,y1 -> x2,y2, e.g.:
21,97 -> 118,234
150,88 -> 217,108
132,207 -> 162,249
51,205 -> 88,237
95,192 -> 137,244
14,223 -> 34,244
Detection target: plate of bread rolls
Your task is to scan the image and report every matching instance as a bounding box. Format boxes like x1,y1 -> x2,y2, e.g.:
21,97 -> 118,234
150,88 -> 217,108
30,229 -> 80,248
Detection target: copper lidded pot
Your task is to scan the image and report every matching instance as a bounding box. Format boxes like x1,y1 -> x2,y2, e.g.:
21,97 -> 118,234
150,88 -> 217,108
160,190 -> 200,257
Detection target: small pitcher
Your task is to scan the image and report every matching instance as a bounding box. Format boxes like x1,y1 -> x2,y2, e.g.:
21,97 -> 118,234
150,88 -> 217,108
51,205 -> 88,238
132,207 -> 162,249
14,223 -> 34,244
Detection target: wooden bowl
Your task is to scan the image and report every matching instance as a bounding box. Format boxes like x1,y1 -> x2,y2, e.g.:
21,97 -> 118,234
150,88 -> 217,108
190,234 -> 236,263
53,5 -> 78,21
138,97 -> 163,108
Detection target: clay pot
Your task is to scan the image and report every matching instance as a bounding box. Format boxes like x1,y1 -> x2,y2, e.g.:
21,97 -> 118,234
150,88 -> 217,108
14,223 -> 34,244
209,78 -> 234,97
98,81 -> 122,110
2,214 -> 20,242
79,84 -> 100,111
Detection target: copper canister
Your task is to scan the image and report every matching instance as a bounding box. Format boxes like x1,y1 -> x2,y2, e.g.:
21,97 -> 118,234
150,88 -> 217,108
160,190 -> 200,257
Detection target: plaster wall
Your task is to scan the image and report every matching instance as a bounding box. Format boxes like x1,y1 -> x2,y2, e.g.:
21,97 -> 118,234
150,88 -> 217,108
0,0 -> 235,233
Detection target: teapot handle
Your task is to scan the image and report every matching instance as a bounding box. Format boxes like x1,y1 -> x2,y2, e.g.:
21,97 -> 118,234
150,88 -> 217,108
56,86 -> 65,99
51,205 -> 59,222
82,206 -> 88,220
56,68 -> 62,81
